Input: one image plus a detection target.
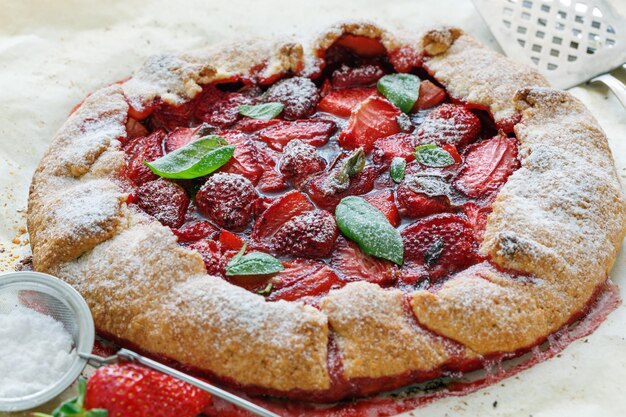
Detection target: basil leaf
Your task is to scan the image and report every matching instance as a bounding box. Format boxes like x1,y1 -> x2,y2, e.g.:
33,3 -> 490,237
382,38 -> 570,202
145,135 -> 234,179
239,102 -> 284,120
377,74 -> 421,113
390,157 -> 406,183
327,148 -> 366,193
87,410 -> 109,417
335,196 -> 404,265
405,173 -> 451,197
414,144 -> 455,167
226,252 -> 284,276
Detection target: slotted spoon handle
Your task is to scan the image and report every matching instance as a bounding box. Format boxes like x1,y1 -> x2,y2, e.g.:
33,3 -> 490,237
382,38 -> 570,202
80,349 -> 281,417
590,73 -> 626,109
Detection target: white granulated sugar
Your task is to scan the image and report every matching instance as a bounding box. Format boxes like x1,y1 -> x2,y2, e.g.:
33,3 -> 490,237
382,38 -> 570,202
0,307 -> 76,398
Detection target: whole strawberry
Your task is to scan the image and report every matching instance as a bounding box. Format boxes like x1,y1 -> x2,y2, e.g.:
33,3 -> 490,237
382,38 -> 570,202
84,363 -> 211,417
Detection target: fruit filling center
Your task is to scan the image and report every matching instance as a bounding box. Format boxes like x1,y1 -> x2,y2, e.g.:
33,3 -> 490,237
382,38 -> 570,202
122,38 -> 521,305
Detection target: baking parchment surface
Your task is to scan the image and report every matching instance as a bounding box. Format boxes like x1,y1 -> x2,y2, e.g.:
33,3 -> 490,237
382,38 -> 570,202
1,1 -> 626,416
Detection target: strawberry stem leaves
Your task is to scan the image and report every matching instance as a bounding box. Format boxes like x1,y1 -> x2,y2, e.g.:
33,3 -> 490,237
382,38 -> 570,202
31,378 -> 108,417
377,74 -> 421,113
335,196 -> 404,265
145,135 -> 234,179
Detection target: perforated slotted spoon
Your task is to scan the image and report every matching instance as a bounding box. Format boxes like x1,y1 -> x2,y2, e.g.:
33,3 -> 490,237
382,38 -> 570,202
472,0 -> 626,107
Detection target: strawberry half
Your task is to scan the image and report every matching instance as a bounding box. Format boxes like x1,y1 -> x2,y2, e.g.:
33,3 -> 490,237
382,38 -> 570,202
330,237 -> 398,286
463,201 -> 491,242
135,179 -> 189,229
173,220 -> 219,243
218,131 -> 263,184
268,259 -> 343,302
401,213 -> 479,280
331,64 -> 385,88
395,171 -> 452,219
258,119 -> 335,151
306,166 -> 377,211
150,101 -> 194,131
218,229 -> 245,251
262,76 -> 320,120
84,363 -> 211,417
251,190 -> 314,244
415,103 -> 481,149
413,80 -> 447,111
318,87 -> 379,117
279,139 -> 327,189
363,189 -> 400,227
454,133 -> 519,198
272,209 -> 339,258
372,133 -> 416,165
195,173 -> 258,232
194,86 -> 252,128
389,46 -> 424,73
187,239 -> 227,275
123,129 -> 165,185
339,96 -> 401,153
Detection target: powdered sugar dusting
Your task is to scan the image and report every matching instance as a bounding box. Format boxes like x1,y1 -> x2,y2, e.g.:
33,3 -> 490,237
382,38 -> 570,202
0,307 -> 76,398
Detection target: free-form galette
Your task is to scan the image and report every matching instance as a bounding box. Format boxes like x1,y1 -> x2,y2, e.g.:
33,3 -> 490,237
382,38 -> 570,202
28,22 -> 626,402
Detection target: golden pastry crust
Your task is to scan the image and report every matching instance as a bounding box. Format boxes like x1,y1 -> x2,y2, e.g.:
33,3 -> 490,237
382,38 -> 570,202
27,21 -> 626,399
321,282 -> 448,379
423,29 -> 550,128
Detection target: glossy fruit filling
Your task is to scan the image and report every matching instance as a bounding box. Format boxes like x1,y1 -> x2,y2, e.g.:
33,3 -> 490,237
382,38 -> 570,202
121,38 -> 521,306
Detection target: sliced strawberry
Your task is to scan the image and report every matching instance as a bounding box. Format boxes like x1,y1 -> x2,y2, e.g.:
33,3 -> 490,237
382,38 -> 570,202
123,130 -> 165,185
262,77 -> 320,120
389,46 -> 424,73
150,101 -> 194,131
415,103 -> 481,149
331,64 -> 385,88
339,96 -> 401,153
414,80 -> 447,110
454,134 -> 519,198
318,87 -> 379,117
125,117 -> 149,141
306,166 -> 377,211
164,127 -> 197,152
268,259 -> 343,301
251,190 -> 314,243
463,202 -> 490,242
363,189 -> 400,227
372,133 -> 416,165
256,146 -> 288,193
194,86 -> 252,128
232,118 -> 281,133
195,173 -> 258,232
330,237 -> 398,286
173,221 -> 219,242
187,239 -> 226,276
272,210 -> 338,258
218,229 -> 245,251
258,119 -> 335,151
335,35 -> 386,57
401,213 -> 478,280
441,143 -> 462,164
395,172 -> 452,218
135,179 -> 189,229
219,131 -> 263,184
278,140 -> 327,189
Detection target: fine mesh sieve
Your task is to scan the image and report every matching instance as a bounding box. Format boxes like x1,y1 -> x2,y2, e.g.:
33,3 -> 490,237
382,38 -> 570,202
0,271 -> 280,417
0,271 -> 94,412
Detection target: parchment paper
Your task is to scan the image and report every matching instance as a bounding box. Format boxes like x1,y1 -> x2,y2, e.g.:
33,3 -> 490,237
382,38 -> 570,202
1,1 -> 625,416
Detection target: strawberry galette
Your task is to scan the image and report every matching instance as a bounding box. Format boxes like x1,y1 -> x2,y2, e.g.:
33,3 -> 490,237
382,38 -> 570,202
28,22 -> 626,402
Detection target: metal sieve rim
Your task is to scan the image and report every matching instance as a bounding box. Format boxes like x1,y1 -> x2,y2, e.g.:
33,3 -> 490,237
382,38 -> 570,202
0,271 -> 95,412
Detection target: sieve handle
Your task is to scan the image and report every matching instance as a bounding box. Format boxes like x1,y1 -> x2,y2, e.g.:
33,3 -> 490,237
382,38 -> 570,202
590,72 -> 626,110
80,350 -> 281,417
